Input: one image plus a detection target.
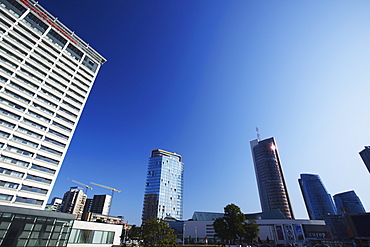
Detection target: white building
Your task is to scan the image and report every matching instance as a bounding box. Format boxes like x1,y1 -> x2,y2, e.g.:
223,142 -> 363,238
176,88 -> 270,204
0,0 -> 106,210
60,187 -> 87,220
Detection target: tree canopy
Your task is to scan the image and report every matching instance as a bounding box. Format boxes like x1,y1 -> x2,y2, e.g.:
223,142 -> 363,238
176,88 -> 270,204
213,203 -> 259,245
141,218 -> 178,247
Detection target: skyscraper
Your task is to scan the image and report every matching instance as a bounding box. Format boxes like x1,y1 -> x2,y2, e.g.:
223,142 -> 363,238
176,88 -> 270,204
250,137 -> 294,219
142,149 -> 184,222
359,146 -> 370,173
334,190 -> 366,215
0,0 -> 105,210
298,174 -> 336,220
89,194 -> 112,216
60,187 -> 87,220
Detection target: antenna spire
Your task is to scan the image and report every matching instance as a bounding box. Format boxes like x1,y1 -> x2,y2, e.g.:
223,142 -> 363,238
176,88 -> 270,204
256,127 -> 260,140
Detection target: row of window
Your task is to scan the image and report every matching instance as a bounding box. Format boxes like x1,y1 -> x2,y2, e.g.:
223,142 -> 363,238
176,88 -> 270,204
0,165 -> 52,184
0,192 -> 44,205
0,6 -> 98,75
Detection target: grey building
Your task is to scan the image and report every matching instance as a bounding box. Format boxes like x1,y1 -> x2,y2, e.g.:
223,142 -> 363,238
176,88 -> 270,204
250,137 -> 294,219
334,190 -> 366,215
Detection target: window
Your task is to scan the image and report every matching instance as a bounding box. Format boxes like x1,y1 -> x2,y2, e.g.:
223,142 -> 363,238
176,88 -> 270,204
33,103 -> 55,115
0,130 -> 10,138
15,74 -> 39,89
62,100 -> 80,111
59,108 -> 77,118
0,167 -> 24,177
44,82 -> 64,95
12,136 -> 38,148
20,185 -> 48,194
44,137 -> 65,148
48,129 -> 69,140
27,110 -> 51,123
66,43 -> 83,61
15,197 -> 43,205
56,114 -> 74,125
40,146 -> 63,156
45,29 -> 66,49
36,96 -> 57,108
9,81 -> 35,95
0,180 -> 19,189
65,94 -> 82,105
26,174 -> 51,184
0,97 -> 25,111
0,119 -> 15,129
23,118 -> 46,130
40,89 -> 61,101
0,194 -> 13,201
1,0 -> 26,17
6,145 -> 34,157
35,155 -> 59,165
52,121 -> 72,132
22,13 -> 48,34
0,155 -> 29,167
0,108 -> 21,119
17,127 -> 43,139
4,89 -> 30,104
31,164 -> 56,174
0,55 -> 17,67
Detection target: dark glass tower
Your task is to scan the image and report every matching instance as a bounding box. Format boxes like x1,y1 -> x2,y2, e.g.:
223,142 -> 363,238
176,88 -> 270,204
298,174 -> 336,220
142,149 -> 184,222
334,190 -> 366,215
250,137 -> 294,219
359,146 -> 370,173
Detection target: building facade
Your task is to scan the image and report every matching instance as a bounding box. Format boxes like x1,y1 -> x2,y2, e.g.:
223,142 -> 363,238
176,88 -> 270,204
60,187 -> 87,220
45,196 -> 62,211
142,149 -> 184,222
298,174 -> 336,220
333,190 -> 366,215
0,0 -> 106,210
89,194 -> 112,216
359,146 -> 370,173
250,137 -> 294,219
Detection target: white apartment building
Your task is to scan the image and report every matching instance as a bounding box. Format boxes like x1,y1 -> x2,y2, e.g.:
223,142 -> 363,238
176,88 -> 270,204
0,0 -> 106,210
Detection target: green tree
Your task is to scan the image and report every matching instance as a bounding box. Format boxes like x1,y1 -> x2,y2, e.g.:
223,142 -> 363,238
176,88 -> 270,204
141,218 -> 178,247
244,219 -> 259,244
213,204 -> 246,244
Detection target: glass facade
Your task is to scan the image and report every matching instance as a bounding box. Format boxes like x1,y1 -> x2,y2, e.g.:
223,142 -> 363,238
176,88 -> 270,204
298,174 -> 336,220
142,149 -> 184,221
250,137 -> 294,219
0,205 -> 74,247
333,190 -> 366,215
68,228 -> 115,244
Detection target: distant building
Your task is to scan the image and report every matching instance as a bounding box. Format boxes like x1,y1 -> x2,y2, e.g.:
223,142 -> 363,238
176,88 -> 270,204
142,149 -> 184,222
60,187 -> 86,220
90,194 -> 112,215
45,197 -> 62,212
0,0 -> 105,210
250,137 -> 294,219
298,174 -> 336,220
334,190 -> 366,215
359,146 -> 370,173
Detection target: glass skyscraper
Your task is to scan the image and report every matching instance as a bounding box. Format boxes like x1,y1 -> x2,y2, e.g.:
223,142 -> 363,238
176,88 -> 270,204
359,146 -> 370,173
334,190 -> 366,215
250,137 -> 294,219
0,0 -> 105,210
142,149 -> 184,222
298,174 -> 336,220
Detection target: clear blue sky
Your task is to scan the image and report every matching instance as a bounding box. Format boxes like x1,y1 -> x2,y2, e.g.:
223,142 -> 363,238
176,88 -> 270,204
39,0 -> 370,225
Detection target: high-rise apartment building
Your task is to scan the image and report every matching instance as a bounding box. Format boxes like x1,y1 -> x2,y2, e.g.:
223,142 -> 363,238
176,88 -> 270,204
334,190 -> 366,215
0,0 -> 105,210
90,194 -> 112,215
298,174 -> 336,220
359,146 -> 370,173
142,149 -> 184,222
250,137 -> 294,219
45,196 -> 62,211
60,187 -> 86,220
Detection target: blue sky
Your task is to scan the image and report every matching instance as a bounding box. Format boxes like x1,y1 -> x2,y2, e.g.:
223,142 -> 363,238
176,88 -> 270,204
38,0 -> 370,225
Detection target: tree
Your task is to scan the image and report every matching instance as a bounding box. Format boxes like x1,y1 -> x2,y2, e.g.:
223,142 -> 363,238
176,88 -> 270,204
244,219 -> 259,245
141,218 -> 178,247
213,204 -> 246,244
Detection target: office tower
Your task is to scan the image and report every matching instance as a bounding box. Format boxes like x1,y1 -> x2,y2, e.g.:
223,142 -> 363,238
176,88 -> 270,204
45,196 -> 62,211
250,137 -> 294,219
0,0 -> 106,210
298,174 -> 337,220
90,194 -> 112,215
359,146 -> 370,173
334,190 -> 366,215
60,187 -> 86,220
142,149 -> 184,222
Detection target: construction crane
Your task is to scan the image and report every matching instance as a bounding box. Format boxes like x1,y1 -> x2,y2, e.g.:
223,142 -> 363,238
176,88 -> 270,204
67,178 -> 93,194
90,182 -> 121,215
